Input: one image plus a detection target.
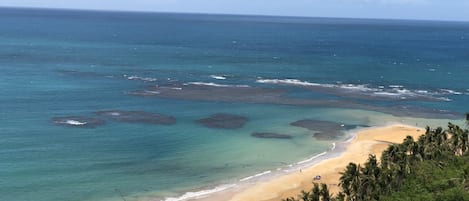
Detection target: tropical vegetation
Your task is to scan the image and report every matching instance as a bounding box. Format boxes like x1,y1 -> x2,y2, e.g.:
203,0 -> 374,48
283,120 -> 469,201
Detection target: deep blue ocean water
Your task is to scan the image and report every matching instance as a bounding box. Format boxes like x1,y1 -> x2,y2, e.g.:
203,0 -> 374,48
1,8 -> 468,201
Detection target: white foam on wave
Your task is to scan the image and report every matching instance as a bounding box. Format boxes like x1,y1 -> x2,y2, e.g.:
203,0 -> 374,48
256,78 -> 458,101
109,112 -> 120,116
330,142 -> 336,151
239,170 -> 272,182
374,89 -> 453,101
162,184 -> 237,201
373,92 -> 401,96
186,82 -> 249,88
256,79 -> 375,92
158,86 -> 183,90
440,89 -> 463,95
65,120 -> 87,125
143,90 -> 161,94
296,151 -> 327,165
125,75 -> 157,82
437,97 -> 452,101
415,90 -> 430,94
339,84 -> 375,92
256,79 -> 321,87
210,75 -> 227,80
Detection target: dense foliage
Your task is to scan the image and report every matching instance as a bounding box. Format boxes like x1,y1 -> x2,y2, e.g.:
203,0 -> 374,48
283,122 -> 469,201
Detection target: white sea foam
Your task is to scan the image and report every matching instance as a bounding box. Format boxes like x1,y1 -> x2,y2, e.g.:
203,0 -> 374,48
415,90 -> 430,94
186,82 -> 249,88
125,75 -> 157,82
257,79 -> 375,92
297,152 -> 327,165
65,120 -> 87,125
437,97 -> 452,101
162,184 -> 237,201
239,170 -> 272,182
158,86 -> 183,90
330,142 -> 336,151
210,75 -> 227,80
256,79 -> 322,87
338,84 -> 375,92
256,78 -> 456,101
373,92 -> 401,96
108,112 -> 120,116
143,90 -> 160,94
440,89 -> 463,95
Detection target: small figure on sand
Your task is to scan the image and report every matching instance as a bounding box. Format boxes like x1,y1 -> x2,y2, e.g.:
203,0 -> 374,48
313,175 -> 321,181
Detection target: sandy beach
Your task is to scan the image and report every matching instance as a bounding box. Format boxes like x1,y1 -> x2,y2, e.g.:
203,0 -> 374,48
196,124 -> 424,201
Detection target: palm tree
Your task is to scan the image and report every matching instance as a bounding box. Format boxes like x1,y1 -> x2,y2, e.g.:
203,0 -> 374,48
434,127 -> 447,147
396,148 -> 412,188
402,135 -> 422,161
465,112 -> 469,127
301,190 -> 311,201
462,129 -> 469,154
378,167 -> 396,195
381,144 -> 409,189
448,123 -> 464,156
339,163 -> 361,201
386,144 -> 400,163
420,127 -> 447,160
424,126 -> 433,144
415,135 -> 426,160
311,183 -> 321,201
335,192 -> 345,201
380,148 -> 390,169
360,155 -> 381,200
320,183 -> 331,201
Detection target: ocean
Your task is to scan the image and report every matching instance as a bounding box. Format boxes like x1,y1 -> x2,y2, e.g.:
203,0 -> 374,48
0,7 -> 468,201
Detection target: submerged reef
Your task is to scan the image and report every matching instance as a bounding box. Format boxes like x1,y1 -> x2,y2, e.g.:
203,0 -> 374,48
51,116 -> 105,128
251,132 -> 293,139
196,113 -> 248,129
130,83 -> 460,120
96,110 -> 176,125
290,119 -> 367,140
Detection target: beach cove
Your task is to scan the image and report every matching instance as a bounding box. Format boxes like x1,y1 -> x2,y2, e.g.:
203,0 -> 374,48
191,124 -> 425,201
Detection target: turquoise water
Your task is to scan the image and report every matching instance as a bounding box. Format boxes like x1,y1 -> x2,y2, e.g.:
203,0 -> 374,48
1,8 -> 468,201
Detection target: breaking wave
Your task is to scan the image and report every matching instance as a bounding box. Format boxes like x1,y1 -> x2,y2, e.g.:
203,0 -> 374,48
185,82 -> 250,88
257,79 -> 322,87
239,170 -> 272,182
162,184 -> 237,201
124,75 -> 157,82
296,152 -> 328,165
210,75 -> 227,80
63,120 -> 87,126
256,78 -> 464,101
